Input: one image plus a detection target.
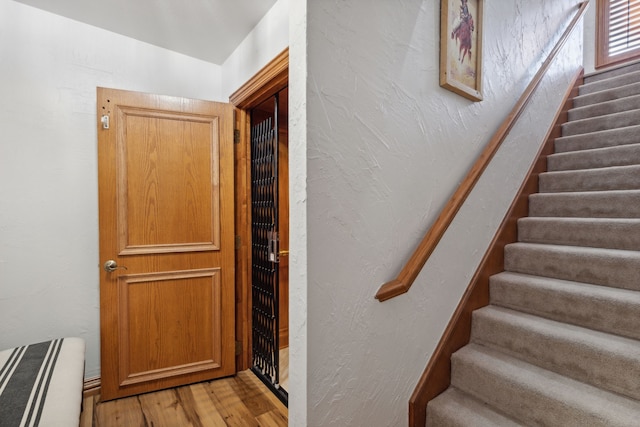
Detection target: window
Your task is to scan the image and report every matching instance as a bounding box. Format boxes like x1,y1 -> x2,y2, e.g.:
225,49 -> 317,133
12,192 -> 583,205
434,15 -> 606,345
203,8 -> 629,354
596,0 -> 640,68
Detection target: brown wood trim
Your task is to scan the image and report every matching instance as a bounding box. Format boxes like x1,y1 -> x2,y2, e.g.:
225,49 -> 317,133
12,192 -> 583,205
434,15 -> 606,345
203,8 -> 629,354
229,48 -> 289,109
375,1 -> 590,302
231,49 -> 289,372
83,377 -> 101,398
234,107 -> 253,372
407,68 -> 584,427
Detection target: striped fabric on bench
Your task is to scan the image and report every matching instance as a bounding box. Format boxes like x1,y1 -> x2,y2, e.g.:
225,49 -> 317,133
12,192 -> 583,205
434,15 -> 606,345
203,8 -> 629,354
0,338 -> 85,427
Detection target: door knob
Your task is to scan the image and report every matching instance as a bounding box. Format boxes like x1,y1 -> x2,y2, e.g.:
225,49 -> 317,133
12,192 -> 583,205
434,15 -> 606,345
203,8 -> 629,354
104,260 -> 127,273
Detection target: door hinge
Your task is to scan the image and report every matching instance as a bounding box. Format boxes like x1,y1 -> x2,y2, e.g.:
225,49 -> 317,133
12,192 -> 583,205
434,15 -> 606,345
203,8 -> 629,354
234,129 -> 240,144
235,235 -> 241,250
235,341 -> 242,356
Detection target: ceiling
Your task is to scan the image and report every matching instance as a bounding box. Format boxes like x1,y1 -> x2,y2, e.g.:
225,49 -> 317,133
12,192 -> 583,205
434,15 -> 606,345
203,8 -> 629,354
13,0 -> 278,65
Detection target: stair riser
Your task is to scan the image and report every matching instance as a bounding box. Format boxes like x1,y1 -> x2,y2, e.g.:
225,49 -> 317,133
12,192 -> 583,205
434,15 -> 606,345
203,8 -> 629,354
452,347 -> 640,426
562,110 -> 640,136
504,244 -> 640,291
548,144 -> 640,171
518,218 -> 640,251
426,406 -> 471,427
574,82 -> 640,108
539,166 -> 640,193
471,308 -> 640,401
425,408 -> 464,427
426,389 -> 521,427
579,71 -> 640,95
555,125 -> 640,153
529,192 -> 640,218
569,95 -> 640,121
490,273 -> 640,341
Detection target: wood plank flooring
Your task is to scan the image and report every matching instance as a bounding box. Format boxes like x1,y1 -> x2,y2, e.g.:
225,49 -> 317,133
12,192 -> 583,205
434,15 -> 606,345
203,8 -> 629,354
80,370 -> 287,427
279,347 -> 288,392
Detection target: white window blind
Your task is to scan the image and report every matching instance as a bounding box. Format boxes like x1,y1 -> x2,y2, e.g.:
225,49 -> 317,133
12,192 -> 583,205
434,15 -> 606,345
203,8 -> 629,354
607,0 -> 640,56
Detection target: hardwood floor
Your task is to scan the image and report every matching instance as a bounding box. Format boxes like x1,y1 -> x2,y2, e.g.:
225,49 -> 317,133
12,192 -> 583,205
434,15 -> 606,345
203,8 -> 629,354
80,370 -> 287,427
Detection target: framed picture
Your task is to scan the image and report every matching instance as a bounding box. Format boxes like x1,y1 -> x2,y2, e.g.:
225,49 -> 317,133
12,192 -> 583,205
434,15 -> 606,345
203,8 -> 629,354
440,0 -> 483,101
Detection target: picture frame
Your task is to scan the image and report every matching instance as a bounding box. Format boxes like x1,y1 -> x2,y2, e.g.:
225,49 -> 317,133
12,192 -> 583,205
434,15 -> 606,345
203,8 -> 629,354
440,0 -> 483,102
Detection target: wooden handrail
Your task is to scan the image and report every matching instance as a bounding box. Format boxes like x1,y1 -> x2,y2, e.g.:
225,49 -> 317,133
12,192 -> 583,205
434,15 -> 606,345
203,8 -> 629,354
375,1 -> 590,302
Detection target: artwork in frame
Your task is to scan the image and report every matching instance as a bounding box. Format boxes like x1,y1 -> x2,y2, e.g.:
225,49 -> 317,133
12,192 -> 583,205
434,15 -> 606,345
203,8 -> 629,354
440,0 -> 483,101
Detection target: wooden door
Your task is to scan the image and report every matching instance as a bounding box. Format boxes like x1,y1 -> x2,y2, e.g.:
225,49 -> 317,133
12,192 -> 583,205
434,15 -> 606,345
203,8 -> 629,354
97,87 -> 235,400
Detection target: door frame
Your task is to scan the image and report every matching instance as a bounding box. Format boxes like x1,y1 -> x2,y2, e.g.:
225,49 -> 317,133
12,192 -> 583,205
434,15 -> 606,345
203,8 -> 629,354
230,48 -> 288,371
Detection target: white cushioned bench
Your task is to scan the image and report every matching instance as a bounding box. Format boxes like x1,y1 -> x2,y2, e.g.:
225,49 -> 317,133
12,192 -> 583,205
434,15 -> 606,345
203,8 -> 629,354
0,338 -> 85,427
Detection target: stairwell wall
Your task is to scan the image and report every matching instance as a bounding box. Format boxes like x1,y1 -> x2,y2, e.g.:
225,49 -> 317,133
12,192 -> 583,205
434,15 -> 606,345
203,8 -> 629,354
290,0 -> 584,425
582,0 -> 597,73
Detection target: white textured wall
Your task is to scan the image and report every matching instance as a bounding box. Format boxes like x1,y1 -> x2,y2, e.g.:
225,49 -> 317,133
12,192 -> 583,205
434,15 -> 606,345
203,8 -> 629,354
583,0 -> 597,73
0,0 -> 222,377
288,0 -> 307,424
221,0 -> 289,98
291,0 -> 584,425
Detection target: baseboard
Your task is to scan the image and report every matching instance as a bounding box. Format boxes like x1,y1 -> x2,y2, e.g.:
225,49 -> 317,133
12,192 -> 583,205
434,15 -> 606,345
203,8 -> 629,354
407,67 -> 584,427
83,377 -> 101,398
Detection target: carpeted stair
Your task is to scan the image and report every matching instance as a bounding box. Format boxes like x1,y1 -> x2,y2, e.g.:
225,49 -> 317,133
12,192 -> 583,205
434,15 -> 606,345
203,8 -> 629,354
426,62 -> 640,426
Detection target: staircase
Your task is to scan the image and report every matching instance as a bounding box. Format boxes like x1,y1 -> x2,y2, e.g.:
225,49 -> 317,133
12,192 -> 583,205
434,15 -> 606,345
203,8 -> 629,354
426,62 -> 640,426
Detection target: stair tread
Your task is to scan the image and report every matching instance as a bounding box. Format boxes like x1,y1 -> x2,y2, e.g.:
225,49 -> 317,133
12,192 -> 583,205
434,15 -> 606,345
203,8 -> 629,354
574,81 -> 640,108
506,241 -> 640,256
548,142 -> 640,171
504,242 -> 640,291
532,188 -> 640,196
542,163 -> 640,175
568,93 -> 640,120
562,108 -> 640,136
539,164 -> 640,193
529,189 -> 640,218
520,216 -> 640,223
475,305 -> 640,351
453,344 -> 640,426
490,271 -> 640,340
583,61 -> 640,83
427,388 -> 523,427
579,69 -> 640,95
473,306 -> 640,400
518,217 -> 640,250
554,124 -> 640,153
